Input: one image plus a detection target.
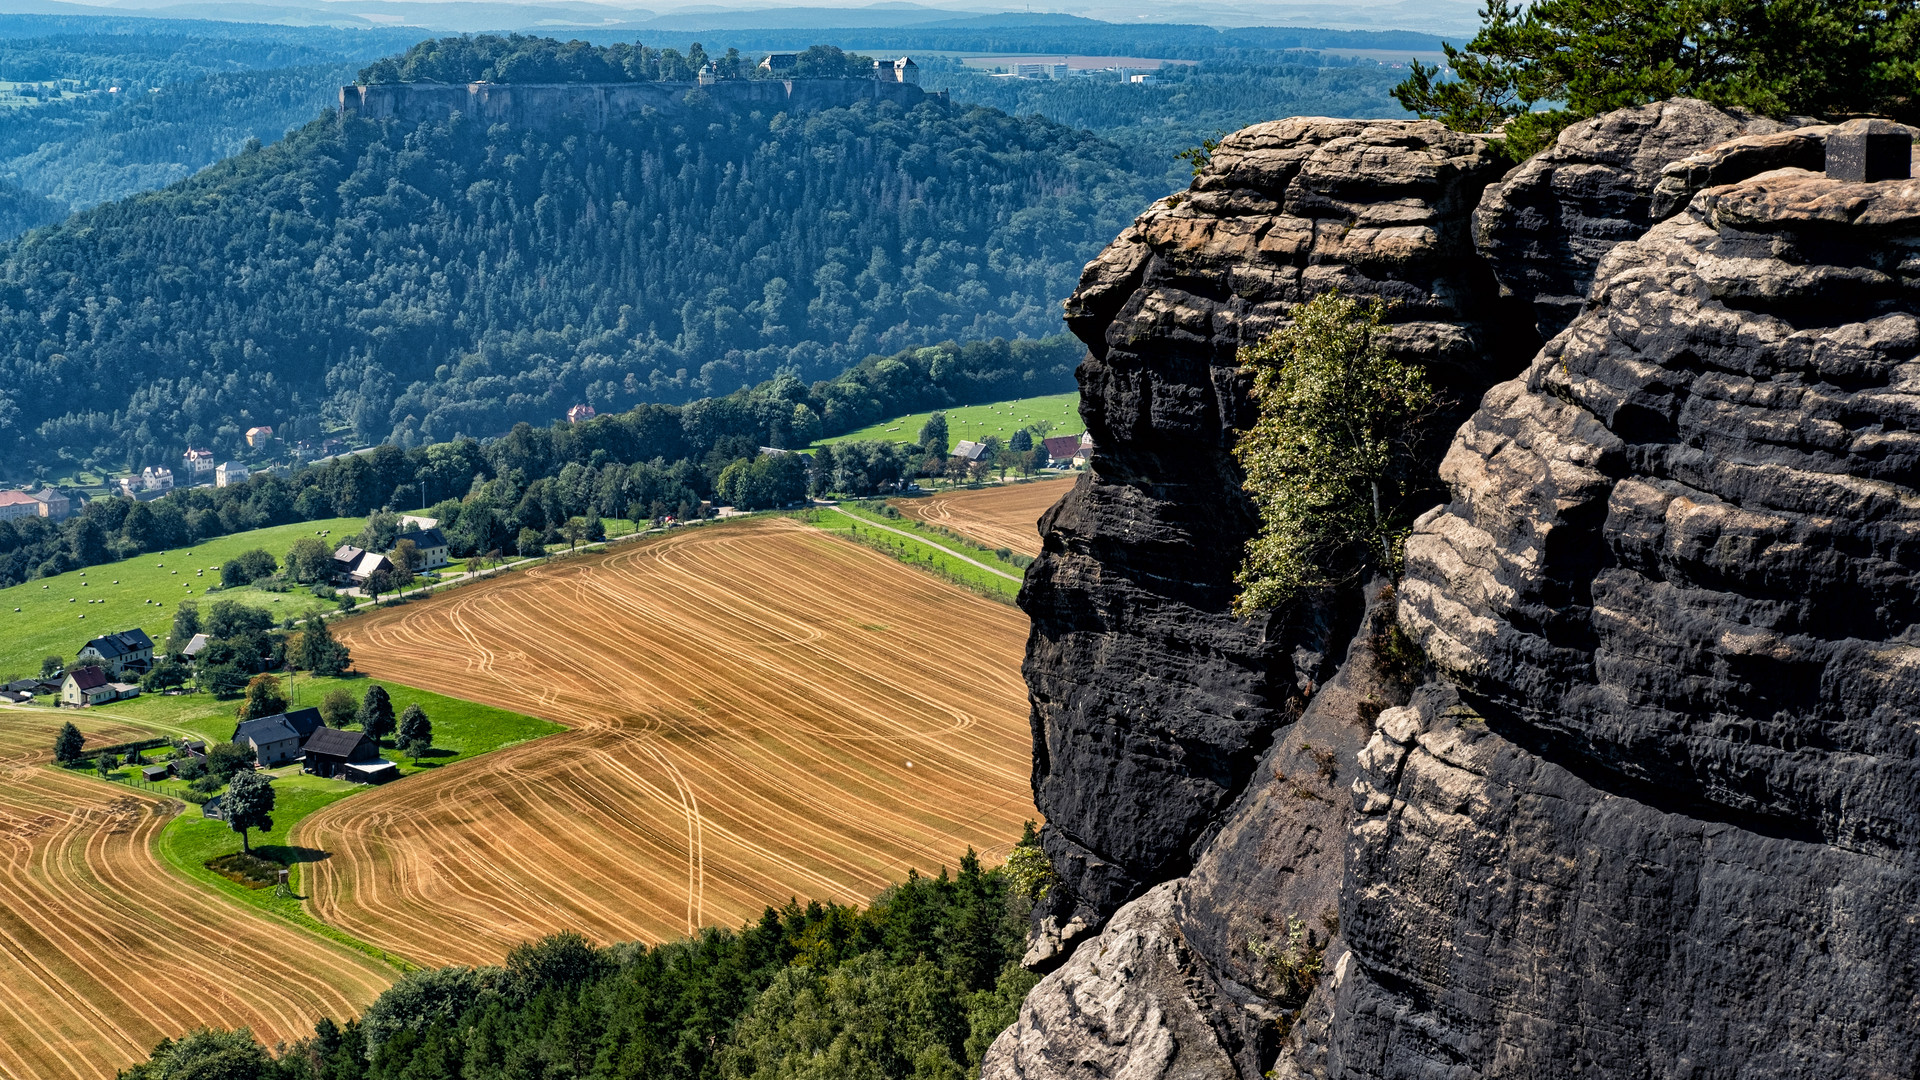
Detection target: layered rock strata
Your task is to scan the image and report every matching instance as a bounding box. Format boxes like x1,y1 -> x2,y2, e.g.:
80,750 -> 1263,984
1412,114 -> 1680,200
1021,118 -> 1517,959
1474,99 -> 1799,340
995,106 -> 1920,1079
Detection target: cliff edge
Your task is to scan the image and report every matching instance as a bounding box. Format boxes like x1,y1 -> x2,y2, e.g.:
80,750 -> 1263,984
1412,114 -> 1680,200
993,104 -> 1920,1078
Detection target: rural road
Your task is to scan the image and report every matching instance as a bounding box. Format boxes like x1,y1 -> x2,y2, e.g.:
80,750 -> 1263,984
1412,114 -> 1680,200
825,508 -> 1022,582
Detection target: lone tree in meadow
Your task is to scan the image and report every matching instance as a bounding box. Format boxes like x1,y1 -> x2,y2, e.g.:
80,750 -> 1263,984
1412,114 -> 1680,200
54,721 -> 83,764
224,768 -> 275,854
236,673 -> 288,721
1233,291 -> 1434,615
397,703 -> 431,750
358,684 -> 395,744
96,752 -> 116,777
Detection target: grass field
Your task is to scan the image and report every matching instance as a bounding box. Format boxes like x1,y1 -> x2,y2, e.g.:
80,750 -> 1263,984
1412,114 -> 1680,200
891,478 -> 1075,558
308,517 -> 1036,967
801,505 -> 1024,603
0,710 -> 393,1080
0,517 -> 365,678
821,392 -> 1082,447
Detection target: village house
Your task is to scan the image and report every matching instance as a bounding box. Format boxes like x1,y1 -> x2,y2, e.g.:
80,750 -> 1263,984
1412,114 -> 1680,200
29,487 -> 70,521
1043,433 -> 1093,469
332,543 -> 394,584
116,467 -> 174,498
77,628 -> 155,677
398,526 -> 450,570
566,403 -> 596,423
760,52 -> 797,73
0,490 -> 38,520
181,633 -> 210,661
244,426 -> 274,448
62,667 -> 138,706
233,714 -> 302,766
182,448 -> 215,479
215,461 -> 248,487
234,706 -> 323,746
301,727 -> 394,783
951,440 -> 991,464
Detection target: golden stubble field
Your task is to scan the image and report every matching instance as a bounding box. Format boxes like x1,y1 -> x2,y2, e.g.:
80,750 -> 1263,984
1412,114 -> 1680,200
0,713 -> 392,1080
311,517 -> 1037,967
894,477 -> 1075,557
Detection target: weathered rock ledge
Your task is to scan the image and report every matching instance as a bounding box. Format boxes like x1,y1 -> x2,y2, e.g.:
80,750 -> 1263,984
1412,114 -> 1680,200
993,104 -> 1920,1079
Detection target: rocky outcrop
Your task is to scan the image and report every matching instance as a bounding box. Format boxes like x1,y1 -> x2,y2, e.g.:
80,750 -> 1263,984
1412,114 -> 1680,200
994,103 -> 1920,1080
1377,165 -> 1920,1078
1474,99 -> 1801,340
1021,118 -> 1519,954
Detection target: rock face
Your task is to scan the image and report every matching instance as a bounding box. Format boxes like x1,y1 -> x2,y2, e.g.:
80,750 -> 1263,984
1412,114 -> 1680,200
993,105 -> 1920,1079
1021,118 -> 1517,953
1474,99 -> 1796,340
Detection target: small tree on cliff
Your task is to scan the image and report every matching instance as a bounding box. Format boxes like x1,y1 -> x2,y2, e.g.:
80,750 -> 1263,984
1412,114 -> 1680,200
1232,291 -> 1433,615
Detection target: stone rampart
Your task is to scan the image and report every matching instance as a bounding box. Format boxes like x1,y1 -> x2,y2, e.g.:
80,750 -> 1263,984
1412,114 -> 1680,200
339,78 -> 940,130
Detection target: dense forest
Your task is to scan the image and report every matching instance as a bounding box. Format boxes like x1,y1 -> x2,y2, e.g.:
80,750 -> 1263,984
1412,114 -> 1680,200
0,49 -> 1154,476
0,333 -> 1080,589
118,839 -> 1048,1080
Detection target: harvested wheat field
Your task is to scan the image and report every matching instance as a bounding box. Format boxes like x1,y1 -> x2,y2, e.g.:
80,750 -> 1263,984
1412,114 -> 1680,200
312,517 -> 1035,967
894,477 -> 1075,557
0,713 -> 392,1080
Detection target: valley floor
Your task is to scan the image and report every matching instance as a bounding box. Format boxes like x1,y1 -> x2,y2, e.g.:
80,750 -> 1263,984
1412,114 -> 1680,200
307,517 -> 1037,965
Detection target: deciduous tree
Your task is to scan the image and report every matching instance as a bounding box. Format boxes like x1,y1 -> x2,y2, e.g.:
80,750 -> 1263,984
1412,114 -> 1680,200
397,703 -> 431,749
235,674 -> 288,721
224,768 -> 275,854
1233,291 -> 1434,614
320,688 -> 359,729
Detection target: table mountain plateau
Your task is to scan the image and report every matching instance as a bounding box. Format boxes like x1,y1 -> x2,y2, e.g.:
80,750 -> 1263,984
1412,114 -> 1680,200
994,101 -> 1920,1078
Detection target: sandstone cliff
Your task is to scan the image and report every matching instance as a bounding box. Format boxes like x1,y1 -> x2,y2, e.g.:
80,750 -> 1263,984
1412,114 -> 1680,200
994,105 -> 1920,1078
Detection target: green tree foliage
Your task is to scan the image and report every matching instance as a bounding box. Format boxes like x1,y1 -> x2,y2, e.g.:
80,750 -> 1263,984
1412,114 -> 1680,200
396,703 -> 430,749
53,721 -> 83,763
0,52 -> 1155,475
0,334 -> 1078,588
918,413 -> 951,458
204,740 -> 254,782
123,842 -> 1039,1080
141,657 -> 190,691
165,601 -> 200,656
357,684 -> 394,744
285,537 -> 333,584
201,664 -> 251,698
205,599 -> 274,639
40,654 -> 63,677
116,1024 -> 277,1080
320,688 -> 359,729
223,768 -> 274,854
1392,0 -> 1920,156
716,452 -> 810,510
1233,292 -> 1434,614
236,673 -> 287,720
95,751 -> 115,777
293,614 -> 351,677
220,548 -> 277,588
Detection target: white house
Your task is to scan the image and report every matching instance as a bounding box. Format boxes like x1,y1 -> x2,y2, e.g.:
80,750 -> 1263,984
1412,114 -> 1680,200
182,448 -> 215,479
396,527 -> 450,570
215,461 -> 247,487
62,667 -> 137,706
0,490 -> 38,521
77,628 -> 155,676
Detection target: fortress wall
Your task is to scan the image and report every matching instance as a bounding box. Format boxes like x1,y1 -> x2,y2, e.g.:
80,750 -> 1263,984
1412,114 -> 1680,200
340,79 -> 937,130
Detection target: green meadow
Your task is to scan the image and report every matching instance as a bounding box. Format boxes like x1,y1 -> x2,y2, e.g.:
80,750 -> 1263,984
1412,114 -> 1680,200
0,517 -> 365,677
820,392 -> 1082,448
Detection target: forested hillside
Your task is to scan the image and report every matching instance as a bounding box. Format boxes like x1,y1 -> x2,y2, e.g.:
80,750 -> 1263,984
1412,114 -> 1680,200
0,54 -> 1159,476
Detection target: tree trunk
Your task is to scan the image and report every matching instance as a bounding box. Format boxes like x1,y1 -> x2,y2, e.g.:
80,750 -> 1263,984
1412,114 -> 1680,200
239,827 -> 250,854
